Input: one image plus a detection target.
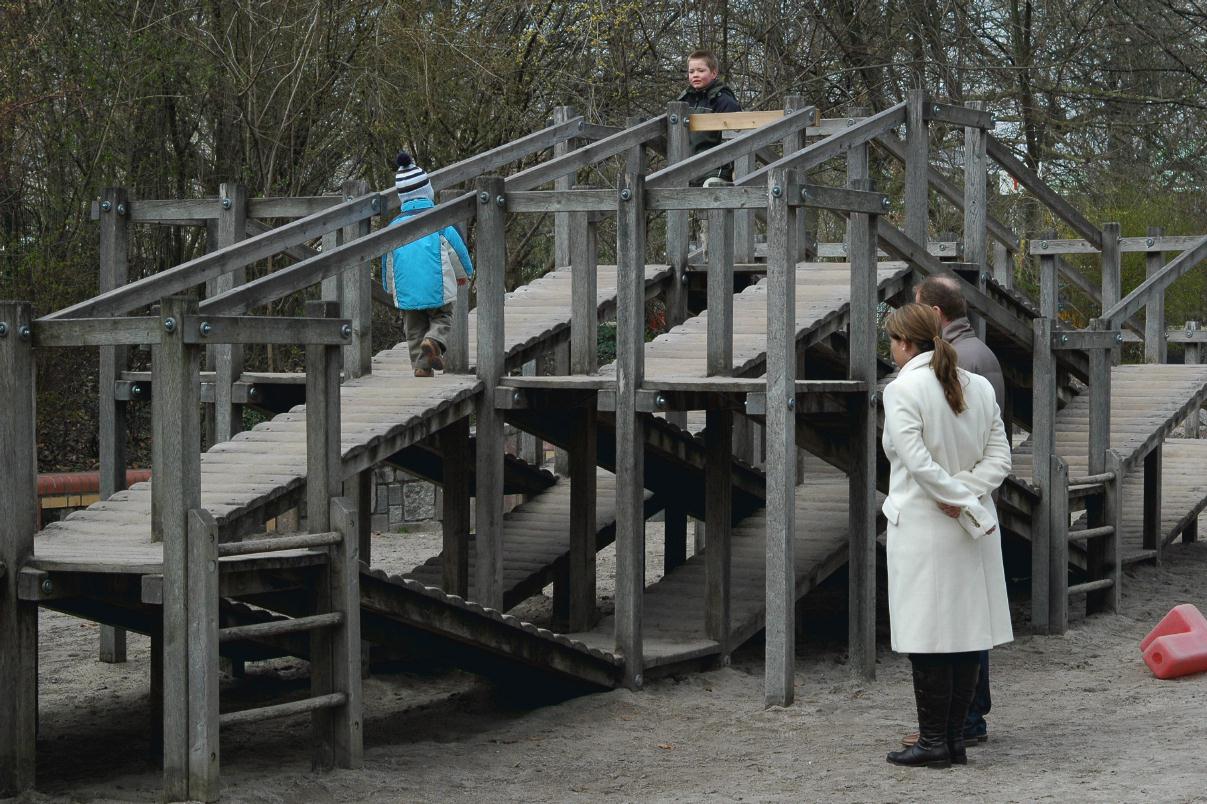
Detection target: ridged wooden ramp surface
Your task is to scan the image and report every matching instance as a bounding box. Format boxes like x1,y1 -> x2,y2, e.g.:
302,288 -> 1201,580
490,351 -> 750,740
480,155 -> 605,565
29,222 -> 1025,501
30,265 -> 670,571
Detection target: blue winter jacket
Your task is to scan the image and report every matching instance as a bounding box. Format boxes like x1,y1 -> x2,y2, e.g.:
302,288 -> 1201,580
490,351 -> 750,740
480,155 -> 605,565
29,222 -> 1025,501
381,198 -> 474,310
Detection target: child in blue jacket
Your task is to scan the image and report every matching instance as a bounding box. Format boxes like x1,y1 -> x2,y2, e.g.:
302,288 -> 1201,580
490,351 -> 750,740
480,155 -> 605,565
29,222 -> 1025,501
382,152 -> 474,376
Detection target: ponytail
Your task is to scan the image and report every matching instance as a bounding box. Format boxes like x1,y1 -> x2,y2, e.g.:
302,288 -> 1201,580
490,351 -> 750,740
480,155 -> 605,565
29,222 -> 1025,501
931,337 -> 966,414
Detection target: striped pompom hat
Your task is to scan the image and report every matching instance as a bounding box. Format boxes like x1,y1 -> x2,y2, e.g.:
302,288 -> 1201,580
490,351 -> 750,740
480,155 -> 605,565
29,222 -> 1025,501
395,151 -> 433,203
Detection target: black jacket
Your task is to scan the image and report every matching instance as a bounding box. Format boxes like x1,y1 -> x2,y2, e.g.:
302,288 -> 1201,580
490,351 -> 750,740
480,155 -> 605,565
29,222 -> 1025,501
676,80 -> 741,183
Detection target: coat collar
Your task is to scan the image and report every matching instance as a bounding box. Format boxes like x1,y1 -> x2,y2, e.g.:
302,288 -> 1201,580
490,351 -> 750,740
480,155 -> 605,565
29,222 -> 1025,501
942,316 -> 975,344
899,349 -> 935,375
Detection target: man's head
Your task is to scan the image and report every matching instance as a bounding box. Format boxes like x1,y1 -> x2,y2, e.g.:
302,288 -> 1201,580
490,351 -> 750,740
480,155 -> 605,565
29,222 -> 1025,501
914,274 -> 967,327
687,50 -> 719,90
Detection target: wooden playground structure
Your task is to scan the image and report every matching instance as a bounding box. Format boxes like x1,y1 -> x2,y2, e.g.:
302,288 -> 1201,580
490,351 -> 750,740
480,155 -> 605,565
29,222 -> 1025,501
4,90 -> 1207,800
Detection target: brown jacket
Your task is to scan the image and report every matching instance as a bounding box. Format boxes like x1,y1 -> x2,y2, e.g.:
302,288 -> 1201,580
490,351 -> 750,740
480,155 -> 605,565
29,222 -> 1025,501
943,317 -> 1005,412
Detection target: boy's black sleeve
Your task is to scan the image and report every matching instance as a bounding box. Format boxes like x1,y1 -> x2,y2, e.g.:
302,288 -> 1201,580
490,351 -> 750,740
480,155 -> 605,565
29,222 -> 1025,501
713,91 -> 741,114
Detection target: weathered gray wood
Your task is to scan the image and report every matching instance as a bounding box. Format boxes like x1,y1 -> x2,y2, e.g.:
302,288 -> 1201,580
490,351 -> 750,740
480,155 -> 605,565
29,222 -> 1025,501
1049,454 -> 1070,633
570,208 -> 599,373
705,408 -> 733,653
439,190 -> 471,374
212,182 -> 247,443
0,301 -> 37,798
340,179 -> 373,379
1143,445 -> 1162,562
847,173 -> 878,680
32,316 -> 161,347
964,102 -> 988,272
474,177 -> 507,610
614,168 -> 647,689
1145,226 -> 1167,363
1101,222 -> 1122,364
1085,321 -> 1113,617
1038,230 -> 1059,319
1104,450 -> 1124,613
783,95 -> 811,260
764,167 -> 797,707
553,106 -> 578,269
219,693 -> 347,728
568,405 -> 598,631
218,531 -> 340,556
98,186 -> 130,664
905,90 -> 929,247
520,360 -> 541,466
329,496 -> 364,769
440,417 -> 470,597
505,189 -> 615,213
1032,318 -> 1056,633
507,115 -> 665,193
925,100 -> 994,129
664,499 -> 688,573
554,341 -> 571,476
707,208 -> 735,376
155,295 -> 202,801
186,314 -> 351,345
1030,234 -> 1207,255
985,134 -> 1103,250
733,152 -> 756,263
1184,322 -> 1201,441
186,509 -> 219,802
665,102 -> 691,326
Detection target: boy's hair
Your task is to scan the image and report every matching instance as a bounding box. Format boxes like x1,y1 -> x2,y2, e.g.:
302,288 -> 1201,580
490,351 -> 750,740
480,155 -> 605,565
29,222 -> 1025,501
915,274 -> 968,321
687,49 -> 719,73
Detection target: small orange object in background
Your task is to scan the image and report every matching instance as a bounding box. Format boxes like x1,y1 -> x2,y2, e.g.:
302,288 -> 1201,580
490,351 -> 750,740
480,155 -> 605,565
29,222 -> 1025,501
1140,604 -> 1207,679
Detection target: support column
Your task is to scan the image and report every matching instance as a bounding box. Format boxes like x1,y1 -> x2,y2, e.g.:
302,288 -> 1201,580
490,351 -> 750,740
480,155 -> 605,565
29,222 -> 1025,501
474,177 -> 507,610
155,296 -> 202,802
568,205 -> 599,631
733,152 -> 756,263
963,101 -> 988,274
440,189 -> 471,374
186,510 -> 219,802
0,301 -> 38,798
705,207 -> 734,654
1143,446 -> 1162,563
553,106 -> 578,270
340,179 -> 373,379
212,183 -> 247,443
665,101 -> 691,326
1086,322 -> 1113,615
440,417 -> 471,597
1101,222 -> 1122,364
1144,227 -> 1166,364
1031,318 -> 1056,633
98,186 -> 130,664
782,95 -> 810,260
905,89 -> 929,247
614,167 -> 647,689
764,167 -> 798,707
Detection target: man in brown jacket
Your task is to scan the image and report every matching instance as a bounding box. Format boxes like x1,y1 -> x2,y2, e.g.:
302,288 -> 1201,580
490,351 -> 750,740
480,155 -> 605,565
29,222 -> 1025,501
900,273 -> 1006,748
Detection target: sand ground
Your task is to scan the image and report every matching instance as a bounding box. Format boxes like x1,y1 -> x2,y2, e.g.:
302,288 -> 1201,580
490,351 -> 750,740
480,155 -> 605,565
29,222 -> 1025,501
8,524 -> 1207,804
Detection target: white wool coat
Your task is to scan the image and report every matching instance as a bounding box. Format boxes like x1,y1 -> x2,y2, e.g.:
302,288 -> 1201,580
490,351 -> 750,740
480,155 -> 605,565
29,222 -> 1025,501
881,350 -> 1014,654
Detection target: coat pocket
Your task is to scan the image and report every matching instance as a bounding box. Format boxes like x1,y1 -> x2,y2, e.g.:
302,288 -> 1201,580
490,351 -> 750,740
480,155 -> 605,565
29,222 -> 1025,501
881,497 -> 901,526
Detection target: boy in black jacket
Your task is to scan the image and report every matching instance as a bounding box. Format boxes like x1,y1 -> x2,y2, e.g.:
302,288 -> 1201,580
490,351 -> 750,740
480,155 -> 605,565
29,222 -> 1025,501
676,49 -> 741,186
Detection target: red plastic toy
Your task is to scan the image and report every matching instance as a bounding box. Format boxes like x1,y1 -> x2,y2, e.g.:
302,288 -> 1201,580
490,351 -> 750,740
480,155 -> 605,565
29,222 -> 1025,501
1140,604 -> 1207,680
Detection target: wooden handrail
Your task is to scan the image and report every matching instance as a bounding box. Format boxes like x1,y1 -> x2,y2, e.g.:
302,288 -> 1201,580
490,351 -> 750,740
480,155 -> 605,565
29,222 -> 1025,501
738,103 -> 907,188
1102,234 -> 1207,327
984,134 -> 1102,250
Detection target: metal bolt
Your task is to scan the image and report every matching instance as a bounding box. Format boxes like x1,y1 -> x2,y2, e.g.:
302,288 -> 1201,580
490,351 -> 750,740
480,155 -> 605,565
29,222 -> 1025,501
980,272 -> 990,284
478,191 -> 490,203
577,120 -> 584,130
371,197 -> 381,212
787,398 -> 796,410
0,322 -> 7,338
634,673 -> 643,685
222,197 -> 232,210
1146,237 -> 1155,248
116,203 -> 126,216
1060,334 -> 1070,345
1114,333 -> 1124,344
208,560 -> 216,573
881,196 -> 891,209
163,317 -> 177,333
682,117 -> 690,127
513,390 -> 522,405
846,118 -> 855,127
199,321 -> 212,337
772,185 -> 782,197
799,187 -> 809,202
938,244 -> 947,251
1041,240 -> 1049,249
932,104 -> 941,115
495,194 -> 506,207
18,324 -> 30,340
869,391 -> 879,408
655,394 -> 667,409
340,323 -> 352,338
670,114 -> 679,125
620,188 -> 632,202
248,386 -> 260,401
131,383 -> 143,397
100,200 -> 112,212
41,578 -> 53,596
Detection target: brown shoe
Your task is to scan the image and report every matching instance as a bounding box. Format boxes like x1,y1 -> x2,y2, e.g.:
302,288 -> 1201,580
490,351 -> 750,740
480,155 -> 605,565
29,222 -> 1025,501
420,338 -> 444,372
414,367 -> 434,378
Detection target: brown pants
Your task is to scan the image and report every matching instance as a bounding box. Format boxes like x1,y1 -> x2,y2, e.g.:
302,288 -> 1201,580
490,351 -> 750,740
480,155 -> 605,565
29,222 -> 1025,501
404,304 -> 452,369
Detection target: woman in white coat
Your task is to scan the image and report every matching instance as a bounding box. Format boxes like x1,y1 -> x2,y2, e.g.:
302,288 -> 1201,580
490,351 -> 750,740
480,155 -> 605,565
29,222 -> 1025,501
881,303 -> 1013,769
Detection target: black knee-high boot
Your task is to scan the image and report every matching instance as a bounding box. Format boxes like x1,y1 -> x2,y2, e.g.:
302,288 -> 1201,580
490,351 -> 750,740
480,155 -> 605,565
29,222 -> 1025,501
887,659 -> 952,768
947,658 -> 981,765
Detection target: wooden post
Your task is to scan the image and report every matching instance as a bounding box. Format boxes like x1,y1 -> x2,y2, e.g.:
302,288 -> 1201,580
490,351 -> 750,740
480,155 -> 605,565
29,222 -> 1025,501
705,206 -> 734,653
186,509 -> 219,802
1101,222 -> 1122,364
553,106 -> 578,269
0,301 -> 38,798
1038,230 -> 1059,319
847,174 -> 879,680
212,182 -> 247,443
1144,226 -> 1167,364
1185,321 -> 1201,440
569,207 -> 599,374
98,186 -> 130,664
437,189 -> 471,373
329,496 -> 364,769
783,95 -> 811,260
520,360 -> 541,466
734,152 -> 756,263
304,299 -> 342,771
614,166 -> 647,688
1048,454 -> 1070,634
553,342 -> 571,475
664,500 -> 688,574
1104,449 -> 1124,613
905,89 -> 929,248
665,101 -> 691,326
964,101 -> 988,274
1086,320 -> 1113,615
155,295 -> 202,801
440,417 -> 470,597
474,177 -> 507,610
764,167 -> 798,707
1031,318 -> 1056,633
341,179 -> 373,379
1143,445 -> 1162,563
568,402 -> 598,632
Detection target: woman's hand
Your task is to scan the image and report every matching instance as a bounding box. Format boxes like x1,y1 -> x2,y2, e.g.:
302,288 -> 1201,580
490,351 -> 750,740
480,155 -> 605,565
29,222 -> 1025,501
937,502 -> 961,519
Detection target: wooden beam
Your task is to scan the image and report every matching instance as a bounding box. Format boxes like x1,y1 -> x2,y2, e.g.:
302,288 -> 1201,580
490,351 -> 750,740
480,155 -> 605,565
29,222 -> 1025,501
568,404 -> 598,631
665,101 -> 691,326
0,301 -> 37,798
570,209 -> 599,374
904,90 -> 929,247
212,182 -> 247,443
924,99 -> 994,129
1103,234 -> 1207,329
439,417 -> 471,598
329,496 -> 364,769
964,101 -> 989,272
552,106 -> 578,269
1145,226 -> 1167,364
1032,318 -> 1056,633
1048,454 -> 1070,633
339,179 -> 373,379
186,509 -> 219,802
689,110 -> 787,131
